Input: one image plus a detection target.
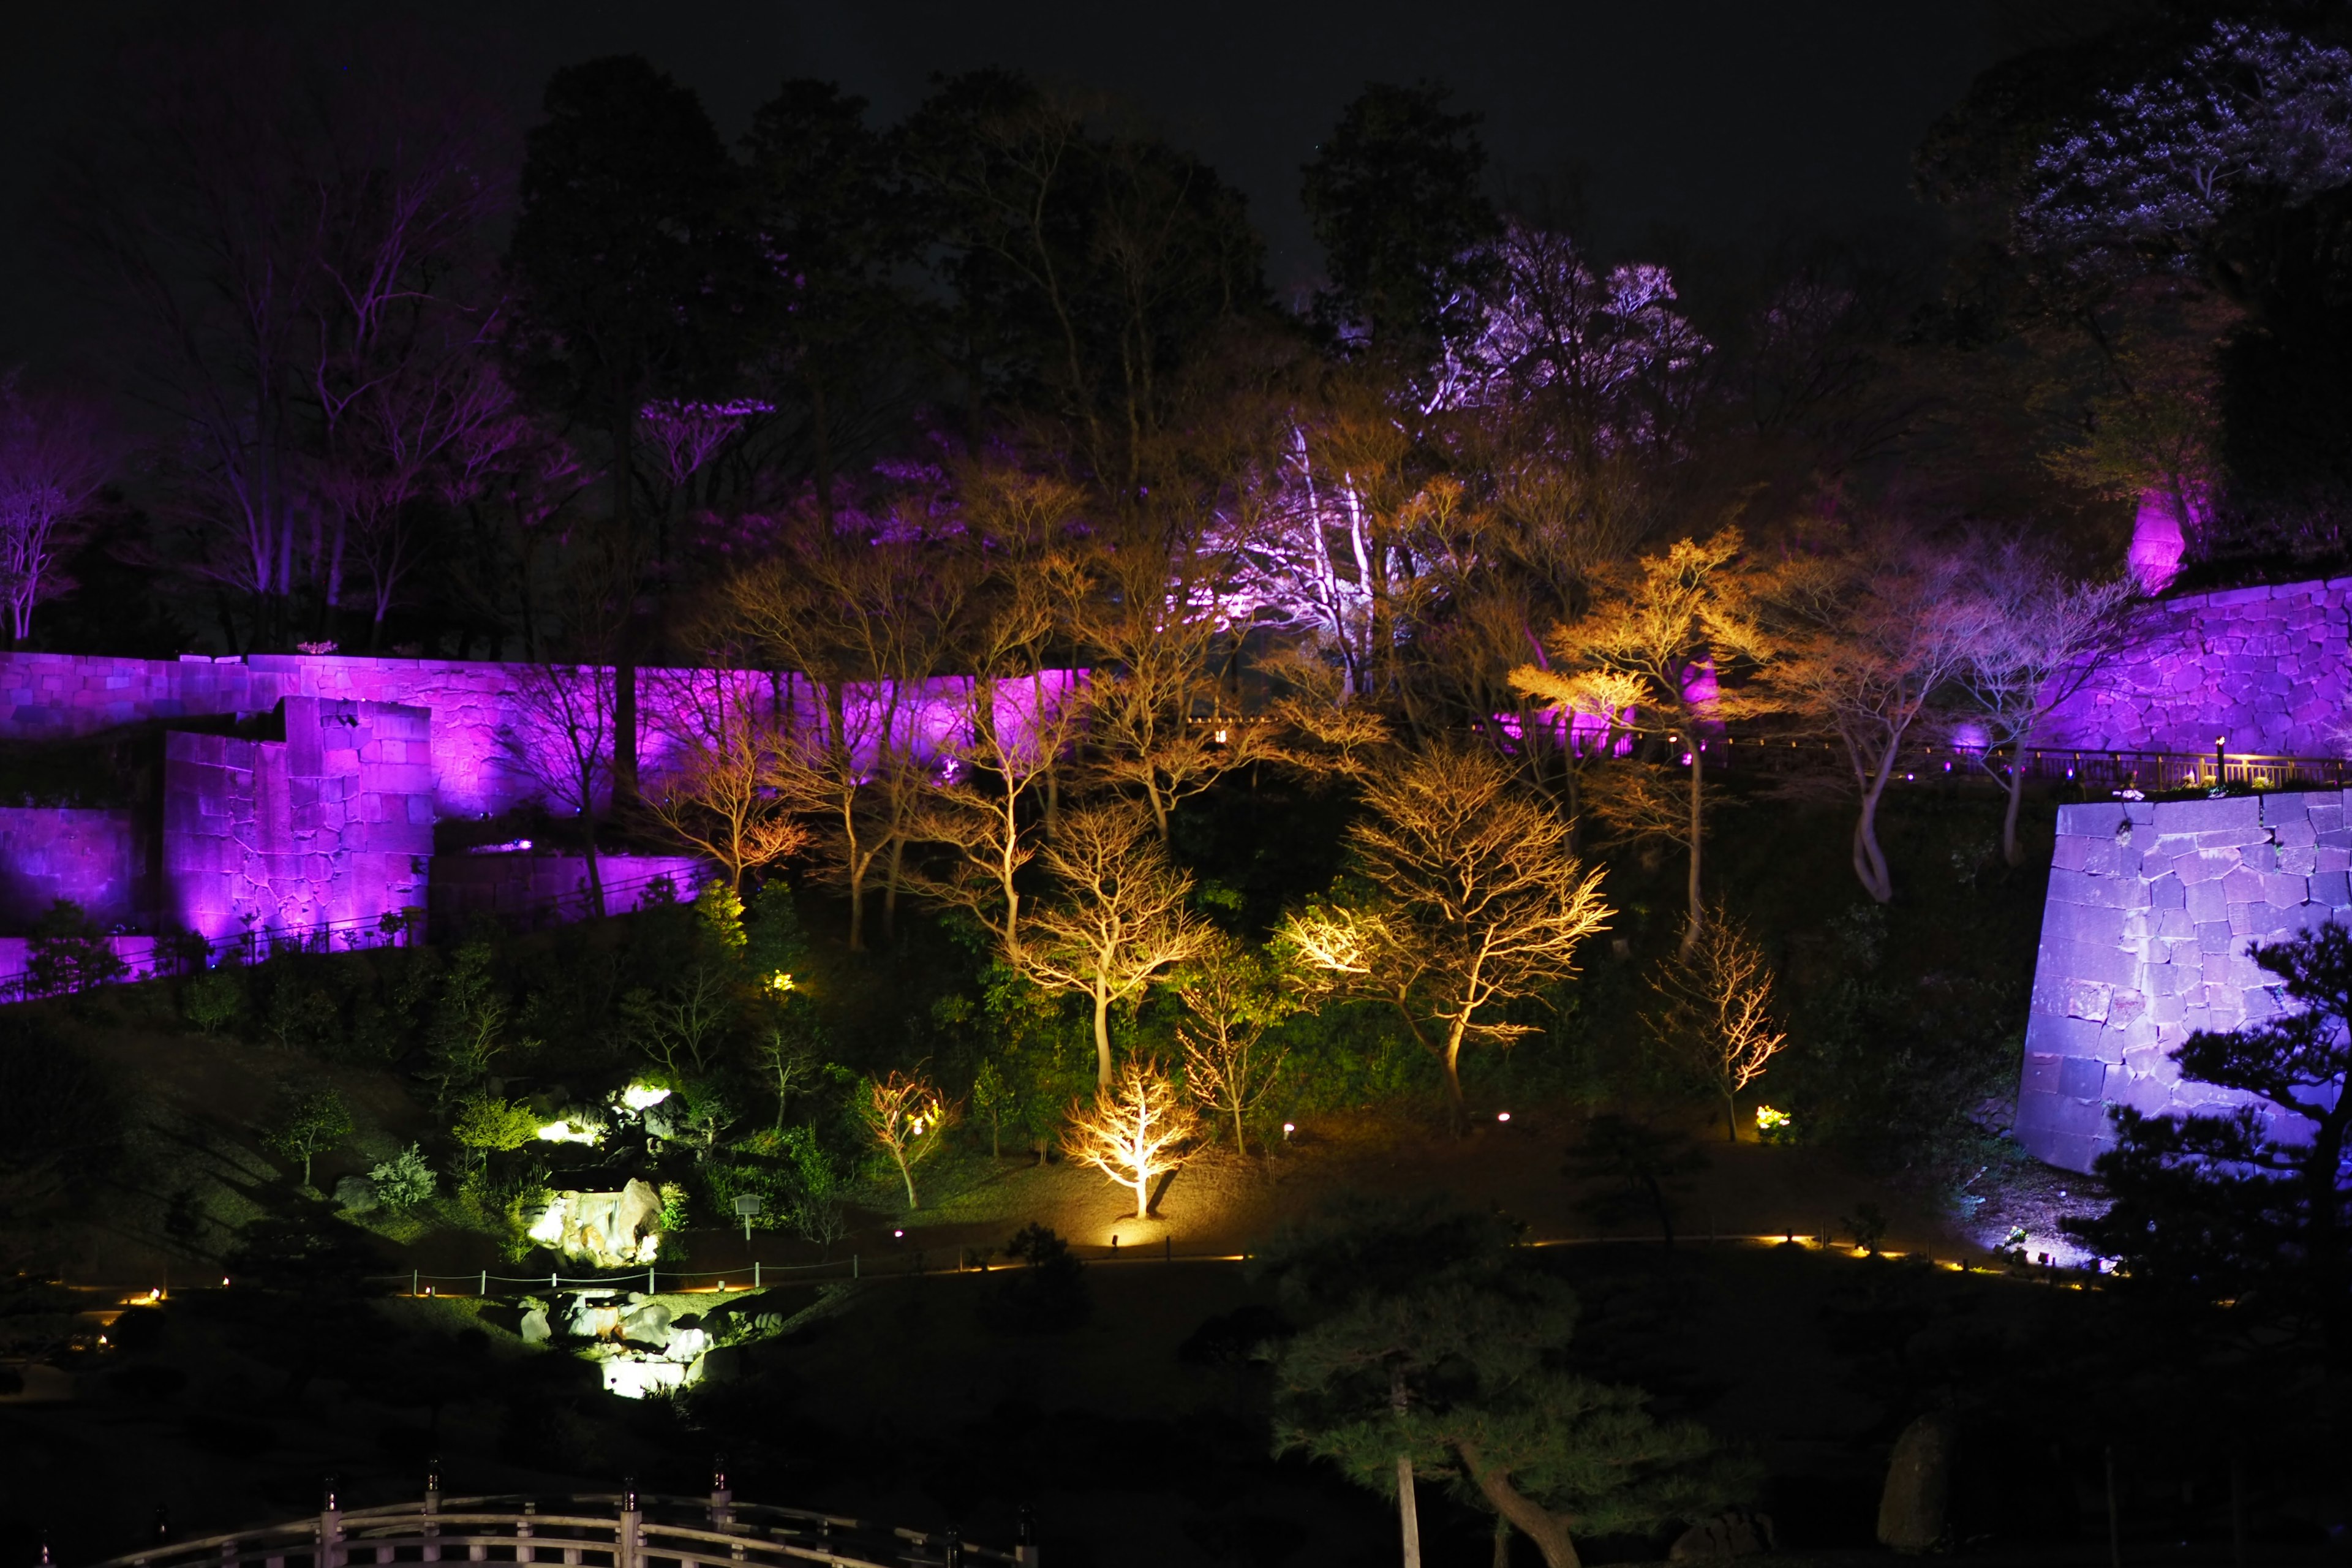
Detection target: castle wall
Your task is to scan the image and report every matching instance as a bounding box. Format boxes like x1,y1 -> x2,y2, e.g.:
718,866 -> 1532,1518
2037,578 -> 2352,758
162,697 -> 435,942
2018,791 -> 2350,1172
0,808 -> 146,930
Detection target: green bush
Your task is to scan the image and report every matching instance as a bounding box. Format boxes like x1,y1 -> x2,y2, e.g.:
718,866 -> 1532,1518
183,970 -> 244,1035
368,1145 -> 437,1211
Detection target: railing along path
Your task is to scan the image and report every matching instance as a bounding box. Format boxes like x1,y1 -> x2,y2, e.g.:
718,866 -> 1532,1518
94,1478 -> 1035,1568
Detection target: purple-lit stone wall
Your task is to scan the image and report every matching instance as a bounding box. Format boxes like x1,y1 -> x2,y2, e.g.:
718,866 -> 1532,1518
162,697 -> 435,943
0,653 -> 1079,819
2018,791 -> 2350,1172
2037,578 -> 2352,758
429,854 -> 710,927
0,808 -> 147,929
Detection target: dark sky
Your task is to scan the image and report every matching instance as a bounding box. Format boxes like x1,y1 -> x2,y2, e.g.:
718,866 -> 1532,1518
0,0 -> 1997,370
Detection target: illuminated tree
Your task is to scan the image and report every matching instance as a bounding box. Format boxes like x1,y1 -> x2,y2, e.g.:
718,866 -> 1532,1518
1177,933 -> 1294,1156
2014,21 -> 2352,282
1282,747 -> 1611,1129
0,375 -> 112,648
1023,803 -> 1212,1092
451,1093 -> 538,1171
718,519 -> 973,949
1511,527 -> 1777,954
1074,527 -> 1272,840
1436,222 -> 1711,461
1767,529 -> 1991,903
1953,536 -> 2138,864
1065,1056 -> 1200,1220
1643,913 -> 1789,1142
264,1088 -> 353,1188
642,674 -> 812,893
861,1069 -> 954,1211
620,962 -> 737,1080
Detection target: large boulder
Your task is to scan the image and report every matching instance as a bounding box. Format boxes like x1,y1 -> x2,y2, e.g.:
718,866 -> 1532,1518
1877,1411 -> 1958,1553
517,1306 -> 551,1344
614,1179 -> 663,1255
619,1302 -> 675,1348
1669,1510 -> 1774,1561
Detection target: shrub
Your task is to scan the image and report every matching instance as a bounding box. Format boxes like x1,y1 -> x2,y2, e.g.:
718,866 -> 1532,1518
183,971 -> 244,1035
367,1145 -> 437,1212
981,1223 -> 1091,1333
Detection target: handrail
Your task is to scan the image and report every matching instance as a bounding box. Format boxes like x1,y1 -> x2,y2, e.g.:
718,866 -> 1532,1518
96,1489 -> 1033,1568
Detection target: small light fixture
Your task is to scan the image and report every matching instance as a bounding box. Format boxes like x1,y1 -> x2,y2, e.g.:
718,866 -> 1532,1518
893,1228 -> 905,1240
1281,1121 -> 1295,1139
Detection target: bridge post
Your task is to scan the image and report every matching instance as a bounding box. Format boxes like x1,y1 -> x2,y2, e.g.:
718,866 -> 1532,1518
423,1458 -> 442,1562
617,1479 -> 641,1568
709,1457 -> 733,1529
317,1479 -> 341,1568
1016,1505 -> 1039,1567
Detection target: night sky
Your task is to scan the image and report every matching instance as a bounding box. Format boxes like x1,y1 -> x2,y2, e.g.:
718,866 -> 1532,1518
0,0 -> 1996,369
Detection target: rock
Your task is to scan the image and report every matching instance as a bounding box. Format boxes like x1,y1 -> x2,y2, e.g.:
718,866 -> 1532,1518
518,1307 -> 551,1344
614,1178 -> 663,1254
620,1302 -> 674,1348
333,1175 -> 379,1214
1669,1509 -> 1775,1561
1877,1411 -> 1957,1553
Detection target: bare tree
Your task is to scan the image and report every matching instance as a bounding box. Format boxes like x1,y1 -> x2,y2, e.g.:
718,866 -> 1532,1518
1953,537 -> 2138,864
1643,911 -> 1788,1141
0,375 -> 113,647
66,33 -> 503,645
1281,747 -> 1612,1129
502,660 -> 615,915
1177,933 -> 1295,1156
643,671 -> 810,893
861,1068 -> 954,1210
1065,1056 -> 1200,1219
1023,803 -> 1212,1093
1075,522 -> 1273,839
1512,527 -> 1777,953
1768,528 -> 1993,903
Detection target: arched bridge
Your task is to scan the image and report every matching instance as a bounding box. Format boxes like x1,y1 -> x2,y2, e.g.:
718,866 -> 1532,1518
89,1480 -> 1036,1568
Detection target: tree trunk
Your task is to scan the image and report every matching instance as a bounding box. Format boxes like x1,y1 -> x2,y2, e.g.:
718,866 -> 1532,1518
1458,1444 -> 1580,1568
1093,986 -> 1115,1092
1682,731 -> 1705,956
896,1152 -> 918,1210
2000,766 -> 2027,867
1396,1453 -> 1423,1568
1725,1093 -> 1738,1142
1133,1175 -> 1149,1219
1853,781 -> 1894,903
1441,1025 -> 1468,1136
883,834 -> 904,944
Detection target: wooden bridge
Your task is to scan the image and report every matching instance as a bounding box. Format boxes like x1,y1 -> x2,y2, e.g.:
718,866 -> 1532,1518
91,1477 -> 1035,1568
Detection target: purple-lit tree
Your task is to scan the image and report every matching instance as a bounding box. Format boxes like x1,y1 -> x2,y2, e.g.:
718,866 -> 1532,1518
0,376 -> 113,648
66,31 -> 503,647
2016,21 -> 2352,284
1951,537 -> 2138,864
502,659 -> 617,916
1434,222 -> 1711,459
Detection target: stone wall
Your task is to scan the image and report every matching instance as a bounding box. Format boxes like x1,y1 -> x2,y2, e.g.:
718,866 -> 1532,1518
0,808 -> 148,929
429,854 -> 709,929
162,697 -> 436,942
2018,790 -> 2350,1171
2038,578 -> 2352,758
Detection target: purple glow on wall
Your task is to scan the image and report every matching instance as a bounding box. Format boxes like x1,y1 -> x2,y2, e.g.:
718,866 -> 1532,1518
2128,488 -> 2188,592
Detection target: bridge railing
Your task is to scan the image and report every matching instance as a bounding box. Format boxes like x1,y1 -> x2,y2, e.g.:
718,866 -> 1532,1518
97,1486 -> 1034,1568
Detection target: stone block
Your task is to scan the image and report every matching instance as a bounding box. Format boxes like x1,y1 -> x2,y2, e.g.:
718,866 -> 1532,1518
2186,880 -> 2228,925
2223,865 -> 2269,903
2157,794 -> 2261,835
2024,1011 -> 2104,1056
2313,870 -> 2350,907
2059,802 -> 2128,837
2048,868 -> 2152,910
2149,874 -> 2186,910
2264,871 -> 2310,907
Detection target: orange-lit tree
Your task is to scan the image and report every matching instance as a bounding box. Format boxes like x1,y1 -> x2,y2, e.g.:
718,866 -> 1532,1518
1510,527 -> 1778,955
1281,747 -> 1611,1130
860,1069 -> 954,1210
642,675 -> 811,894
1065,1057 -> 1200,1220
1643,911 -> 1788,1141
1023,803 -> 1211,1092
